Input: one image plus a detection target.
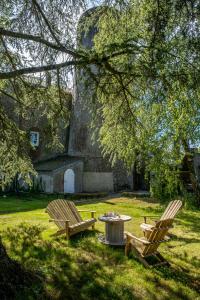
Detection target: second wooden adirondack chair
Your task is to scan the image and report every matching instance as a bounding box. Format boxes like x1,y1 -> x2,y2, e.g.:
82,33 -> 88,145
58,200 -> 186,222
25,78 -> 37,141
140,199 -> 182,237
46,199 -> 96,239
125,218 -> 174,268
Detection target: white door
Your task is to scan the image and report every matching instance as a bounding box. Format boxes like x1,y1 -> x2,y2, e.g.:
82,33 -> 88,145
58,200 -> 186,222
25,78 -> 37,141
64,169 -> 75,193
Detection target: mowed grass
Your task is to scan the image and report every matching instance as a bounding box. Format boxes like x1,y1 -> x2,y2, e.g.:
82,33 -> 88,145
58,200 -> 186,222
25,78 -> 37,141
0,194 -> 199,300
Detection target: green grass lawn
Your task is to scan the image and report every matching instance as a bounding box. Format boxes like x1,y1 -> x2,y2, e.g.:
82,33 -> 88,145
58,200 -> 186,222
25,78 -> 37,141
0,194 -> 199,300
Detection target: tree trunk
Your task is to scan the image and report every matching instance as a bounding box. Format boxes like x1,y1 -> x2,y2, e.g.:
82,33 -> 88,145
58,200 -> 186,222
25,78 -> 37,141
182,141 -> 200,207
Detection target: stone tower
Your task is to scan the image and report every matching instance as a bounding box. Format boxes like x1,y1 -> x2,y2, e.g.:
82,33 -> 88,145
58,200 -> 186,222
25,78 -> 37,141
68,7 -> 134,192
68,7 -> 102,158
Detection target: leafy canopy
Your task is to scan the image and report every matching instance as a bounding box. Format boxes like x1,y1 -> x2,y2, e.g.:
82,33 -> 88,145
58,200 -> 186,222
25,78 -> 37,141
89,0 -> 200,197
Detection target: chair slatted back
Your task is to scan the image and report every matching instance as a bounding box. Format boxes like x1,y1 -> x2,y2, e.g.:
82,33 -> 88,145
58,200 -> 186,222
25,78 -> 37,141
142,219 -> 173,256
46,199 -> 82,229
160,200 -> 182,220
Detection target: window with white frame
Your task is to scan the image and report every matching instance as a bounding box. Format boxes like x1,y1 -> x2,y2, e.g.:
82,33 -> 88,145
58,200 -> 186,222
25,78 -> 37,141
30,131 -> 40,147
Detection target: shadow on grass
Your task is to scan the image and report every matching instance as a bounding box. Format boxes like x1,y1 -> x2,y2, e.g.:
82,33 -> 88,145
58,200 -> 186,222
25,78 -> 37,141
127,251 -> 200,299
0,193 -> 173,217
0,194 -> 55,215
0,194 -> 112,215
1,224 -> 139,300
1,222 -> 199,299
154,265 -> 200,295
143,271 -> 197,300
75,196 -> 159,206
175,211 -> 200,233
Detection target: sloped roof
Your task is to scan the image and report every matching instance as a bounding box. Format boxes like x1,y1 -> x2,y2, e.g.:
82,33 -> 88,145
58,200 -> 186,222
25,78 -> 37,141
34,155 -> 83,171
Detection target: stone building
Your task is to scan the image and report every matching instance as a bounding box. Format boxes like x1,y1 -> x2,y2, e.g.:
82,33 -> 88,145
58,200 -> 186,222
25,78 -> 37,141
33,7 -> 136,193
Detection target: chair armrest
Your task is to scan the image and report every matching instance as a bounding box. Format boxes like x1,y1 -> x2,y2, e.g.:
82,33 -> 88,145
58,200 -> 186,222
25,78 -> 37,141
78,210 -> 96,213
49,219 -> 70,222
142,215 -> 159,223
78,210 -> 96,219
140,223 -> 154,231
125,232 -> 150,244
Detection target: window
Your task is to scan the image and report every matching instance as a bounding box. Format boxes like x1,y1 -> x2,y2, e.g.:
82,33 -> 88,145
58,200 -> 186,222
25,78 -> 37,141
30,131 -> 40,147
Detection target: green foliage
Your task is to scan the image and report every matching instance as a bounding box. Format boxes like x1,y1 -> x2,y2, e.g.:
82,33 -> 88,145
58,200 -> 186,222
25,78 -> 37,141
85,0 -> 200,200
181,191 -> 199,210
64,192 -> 108,200
0,0 -> 79,187
2,223 -> 45,260
121,191 -> 151,198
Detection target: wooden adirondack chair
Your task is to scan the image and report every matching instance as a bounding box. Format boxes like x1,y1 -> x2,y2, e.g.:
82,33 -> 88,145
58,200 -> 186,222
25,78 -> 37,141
46,199 -> 96,239
125,218 -> 173,268
140,200 -> 182,236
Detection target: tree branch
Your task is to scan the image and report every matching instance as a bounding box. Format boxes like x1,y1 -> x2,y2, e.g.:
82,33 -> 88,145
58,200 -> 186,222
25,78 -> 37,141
0,60 -> 85,80
0,28 -> 83,58
0,89 -> 24,105
32,0 -> 62,46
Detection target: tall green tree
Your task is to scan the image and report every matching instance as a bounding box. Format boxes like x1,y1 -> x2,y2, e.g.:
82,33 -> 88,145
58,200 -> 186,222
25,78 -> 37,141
90,0 -> 200,202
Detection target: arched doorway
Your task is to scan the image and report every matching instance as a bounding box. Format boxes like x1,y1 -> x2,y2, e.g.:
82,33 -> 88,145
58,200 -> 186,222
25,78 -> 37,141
64,169 -> 75,193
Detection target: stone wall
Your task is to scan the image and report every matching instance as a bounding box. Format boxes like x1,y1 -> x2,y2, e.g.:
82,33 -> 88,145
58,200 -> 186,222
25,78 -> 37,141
38,174 -> 54,193
0,91 -> 71,162
83,172 -> 114,192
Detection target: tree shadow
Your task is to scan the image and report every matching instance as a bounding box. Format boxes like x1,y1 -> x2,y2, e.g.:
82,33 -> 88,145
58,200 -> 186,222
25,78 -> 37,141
154,264 -> 200,295
126,253 -> 200,299
0,194 -> 172,216
0,194 -> 54,215
175,211 -> 200,233
143,271 -> 195,300
0,194 -> 115,215
2,221 -> 199,299
1,224 -> 140,300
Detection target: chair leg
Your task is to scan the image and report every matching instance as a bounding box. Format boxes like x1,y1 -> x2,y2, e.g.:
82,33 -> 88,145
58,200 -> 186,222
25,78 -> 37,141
130,247 -> 151,268
91,212 -> 95,230
125,236 -> 132,256
125,242 -> 152,268
65,221 -> 70,240
138,252 -> 169,268
154,252 -> 170,267
125,242 -> 131,256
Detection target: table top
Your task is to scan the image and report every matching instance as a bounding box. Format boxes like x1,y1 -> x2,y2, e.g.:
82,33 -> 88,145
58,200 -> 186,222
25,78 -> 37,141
99,214 -> 132,223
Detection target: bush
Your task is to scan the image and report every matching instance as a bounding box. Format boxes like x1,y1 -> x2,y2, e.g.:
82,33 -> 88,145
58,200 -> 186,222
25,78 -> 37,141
121,191 -> 150,198
64,192 -> 108,200
181,192 -> 199,209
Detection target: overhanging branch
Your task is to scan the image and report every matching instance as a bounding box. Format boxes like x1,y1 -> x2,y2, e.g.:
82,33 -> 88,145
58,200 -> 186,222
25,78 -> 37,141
0,60 -> 85,79
0,28 -> 83,58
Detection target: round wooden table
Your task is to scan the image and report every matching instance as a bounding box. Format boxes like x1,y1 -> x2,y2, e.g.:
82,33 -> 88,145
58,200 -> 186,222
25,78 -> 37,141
98,215 -> 132,246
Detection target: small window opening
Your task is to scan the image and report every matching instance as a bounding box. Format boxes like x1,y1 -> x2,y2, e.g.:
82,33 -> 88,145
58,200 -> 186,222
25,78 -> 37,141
30,131 -> 40,147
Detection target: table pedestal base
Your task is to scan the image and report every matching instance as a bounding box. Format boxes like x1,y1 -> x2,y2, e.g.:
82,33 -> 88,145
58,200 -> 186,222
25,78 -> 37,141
98,234 -> 126,246
99,221 -> 126,246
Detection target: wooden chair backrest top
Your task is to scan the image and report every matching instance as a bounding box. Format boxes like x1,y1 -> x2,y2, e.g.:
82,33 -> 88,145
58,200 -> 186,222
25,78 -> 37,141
160,200 -> 182,220
46,199 -> 83,229
142,218 -> 173,256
